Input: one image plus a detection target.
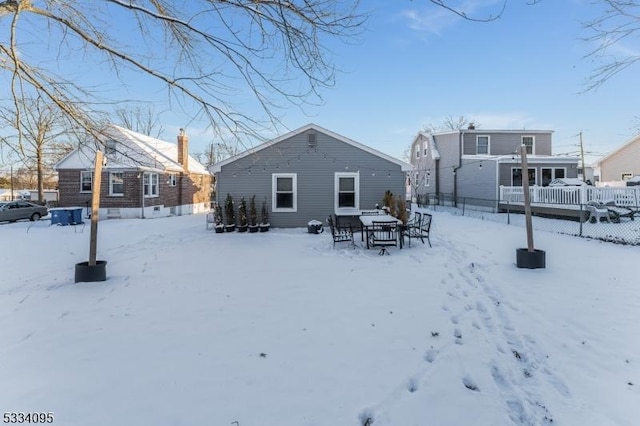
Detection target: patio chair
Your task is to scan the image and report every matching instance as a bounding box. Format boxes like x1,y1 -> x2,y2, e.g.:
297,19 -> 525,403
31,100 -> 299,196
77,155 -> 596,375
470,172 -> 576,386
416,213 -> 433,247
401,211 -> 422,248
604,202 -> 635,222
368,220 -> 398,255
327,215 -> 354,247
586,202 -> 610,223
402,212 -> 432,247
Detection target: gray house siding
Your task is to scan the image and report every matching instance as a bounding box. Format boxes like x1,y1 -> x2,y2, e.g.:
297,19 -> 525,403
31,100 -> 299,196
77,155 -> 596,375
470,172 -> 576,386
216,129 -> 406,228
457,159 -> 498,203
432,133 -> 459,196
498,162 -> 578,186
462,131 -> 552,156
410,133 -> 437,198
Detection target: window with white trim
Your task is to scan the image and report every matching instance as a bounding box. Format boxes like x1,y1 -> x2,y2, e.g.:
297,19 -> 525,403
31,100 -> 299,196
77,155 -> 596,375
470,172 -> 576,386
425,170 -> 431,187
541,168 -> 566,186
335,172 -> 359,211
476,135 -> 489,155
80,171 -> 92,192
109,172 -> 124,196
522,136 -> 534,155
143,173 -> 159,197
105,139 -> 117,156
512,167 -> 536,187
272,173 -> 297,211
168,174 -> 177,186
415,144 -> 421,158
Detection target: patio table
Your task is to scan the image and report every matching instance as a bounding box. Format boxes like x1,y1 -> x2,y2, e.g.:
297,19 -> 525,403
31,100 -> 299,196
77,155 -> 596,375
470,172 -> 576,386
359,214 -> 403,249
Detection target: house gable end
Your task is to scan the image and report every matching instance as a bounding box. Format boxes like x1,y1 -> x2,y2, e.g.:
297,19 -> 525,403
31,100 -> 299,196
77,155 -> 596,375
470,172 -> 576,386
210,123 -> 410,173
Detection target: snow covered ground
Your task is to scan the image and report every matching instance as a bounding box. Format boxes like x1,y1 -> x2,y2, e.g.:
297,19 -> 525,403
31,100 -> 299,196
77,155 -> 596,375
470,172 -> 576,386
1,209 -> 638,426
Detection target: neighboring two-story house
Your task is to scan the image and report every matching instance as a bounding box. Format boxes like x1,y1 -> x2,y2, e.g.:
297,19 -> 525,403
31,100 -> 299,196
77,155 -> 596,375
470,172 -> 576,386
409,126 -> 579,209
595,133 -> 640,185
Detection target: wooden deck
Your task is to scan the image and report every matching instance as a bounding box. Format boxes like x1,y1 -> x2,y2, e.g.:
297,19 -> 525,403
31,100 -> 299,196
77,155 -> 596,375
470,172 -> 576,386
498,202 -> 589,222
499,186 -> 640,221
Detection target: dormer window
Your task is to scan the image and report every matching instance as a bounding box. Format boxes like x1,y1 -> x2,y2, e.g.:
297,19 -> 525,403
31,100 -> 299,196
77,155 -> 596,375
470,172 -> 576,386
105,139 -> 117,156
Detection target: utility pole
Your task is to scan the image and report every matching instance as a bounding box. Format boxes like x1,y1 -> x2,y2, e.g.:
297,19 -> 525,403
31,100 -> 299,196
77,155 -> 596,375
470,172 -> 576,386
579,131 -> 586,182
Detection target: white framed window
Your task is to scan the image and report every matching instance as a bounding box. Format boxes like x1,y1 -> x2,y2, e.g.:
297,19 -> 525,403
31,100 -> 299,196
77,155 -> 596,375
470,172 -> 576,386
335,172 -> 359,212
425,170 -> 431,187
109,172 -> 124,196
105,139 -> 117,156
541,168 -> 566,186
476,135 -> 489,155
622,172 -> 633,181
80,171 -> 93,192
143,173 -> 159,197
272,173 -> 297,212
512,167 -> 536,187
415,144 -> 421,158
168,174 -> 177,186
522,136 -> 535,155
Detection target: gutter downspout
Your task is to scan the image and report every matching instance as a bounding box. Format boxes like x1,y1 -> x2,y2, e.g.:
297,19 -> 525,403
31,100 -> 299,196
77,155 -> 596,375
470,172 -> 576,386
454,130 -> 466,207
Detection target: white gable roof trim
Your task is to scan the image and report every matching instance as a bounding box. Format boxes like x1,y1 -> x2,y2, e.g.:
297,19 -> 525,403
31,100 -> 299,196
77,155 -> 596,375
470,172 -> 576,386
595,134 -> 640,165
210,123 -> 411,172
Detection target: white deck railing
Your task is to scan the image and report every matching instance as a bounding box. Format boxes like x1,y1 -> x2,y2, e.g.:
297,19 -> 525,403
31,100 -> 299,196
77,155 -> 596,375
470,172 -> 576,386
499,186 -> 640,207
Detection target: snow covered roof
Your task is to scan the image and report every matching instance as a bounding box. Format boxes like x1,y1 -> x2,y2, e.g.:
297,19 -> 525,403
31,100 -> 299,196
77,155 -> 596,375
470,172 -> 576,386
55,125 -> 208,175
548,178 -> 586,186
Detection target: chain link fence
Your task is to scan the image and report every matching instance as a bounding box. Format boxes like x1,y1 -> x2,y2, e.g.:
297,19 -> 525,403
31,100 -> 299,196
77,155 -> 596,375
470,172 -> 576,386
415,193 -> 640,246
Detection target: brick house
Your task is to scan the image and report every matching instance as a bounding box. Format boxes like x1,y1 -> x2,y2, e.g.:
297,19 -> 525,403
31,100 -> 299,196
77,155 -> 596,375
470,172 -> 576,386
55,125 -> 211,219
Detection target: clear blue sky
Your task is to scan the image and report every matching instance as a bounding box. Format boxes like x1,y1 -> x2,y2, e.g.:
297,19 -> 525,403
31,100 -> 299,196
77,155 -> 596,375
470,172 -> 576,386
167,0 -> 636,166
3,0 -> 636,167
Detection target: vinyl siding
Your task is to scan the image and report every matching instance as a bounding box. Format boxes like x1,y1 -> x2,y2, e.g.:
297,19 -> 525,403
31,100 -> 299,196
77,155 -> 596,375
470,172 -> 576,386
216,130 -> 405,228
498,162 -> 578,186
457,159 -> 498,201
600,140 -> 640,182
432,133 -> 460,196
462,131 -> 552,156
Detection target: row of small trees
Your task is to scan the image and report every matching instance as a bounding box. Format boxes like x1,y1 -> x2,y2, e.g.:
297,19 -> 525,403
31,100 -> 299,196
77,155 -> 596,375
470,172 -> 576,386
382,189 -> 408,224
214,194 -> 270,233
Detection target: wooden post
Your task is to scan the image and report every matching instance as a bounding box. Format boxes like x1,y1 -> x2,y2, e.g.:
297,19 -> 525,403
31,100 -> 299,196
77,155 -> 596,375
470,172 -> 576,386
520,145 -> 534,252
89,151 -> 103,266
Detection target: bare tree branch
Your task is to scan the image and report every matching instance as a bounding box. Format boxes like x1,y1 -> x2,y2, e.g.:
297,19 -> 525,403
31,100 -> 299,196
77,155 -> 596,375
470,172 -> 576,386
0,0 -> 365,153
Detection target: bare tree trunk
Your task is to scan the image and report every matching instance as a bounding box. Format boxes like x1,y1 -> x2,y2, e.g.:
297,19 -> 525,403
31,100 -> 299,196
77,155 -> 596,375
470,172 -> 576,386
36,145 -> 43,203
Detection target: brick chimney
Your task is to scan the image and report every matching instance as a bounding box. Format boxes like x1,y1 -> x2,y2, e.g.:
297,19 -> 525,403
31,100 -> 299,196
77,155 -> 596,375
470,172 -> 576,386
177,128 -> 189,172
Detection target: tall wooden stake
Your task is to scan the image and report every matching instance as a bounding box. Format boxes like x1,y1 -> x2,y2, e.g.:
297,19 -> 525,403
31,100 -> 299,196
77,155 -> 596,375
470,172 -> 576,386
520,145 -> 534,252
89,151 -> 103,266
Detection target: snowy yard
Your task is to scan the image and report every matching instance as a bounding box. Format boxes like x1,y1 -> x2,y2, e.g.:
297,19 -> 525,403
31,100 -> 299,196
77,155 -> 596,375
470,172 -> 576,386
1,210 -> 639,425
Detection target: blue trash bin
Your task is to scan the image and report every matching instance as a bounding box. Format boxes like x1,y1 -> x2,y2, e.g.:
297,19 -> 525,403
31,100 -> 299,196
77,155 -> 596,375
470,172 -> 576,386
51,209 -> 69,225
70,208 -> 83,225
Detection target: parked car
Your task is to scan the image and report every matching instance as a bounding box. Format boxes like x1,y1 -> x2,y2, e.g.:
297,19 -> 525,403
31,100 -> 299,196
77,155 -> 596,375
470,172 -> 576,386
0,201 -> 49,222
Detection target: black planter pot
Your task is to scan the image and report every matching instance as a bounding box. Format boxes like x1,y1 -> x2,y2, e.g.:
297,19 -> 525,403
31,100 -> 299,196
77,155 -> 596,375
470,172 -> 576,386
248,225 -> 259,233
75,260 -> 107,283
214,226 -> 224,233
516,248 -> 546,269
237,225 -> 248,233
307,223 -> 324,234
225,225 -> 236,232
259,224 -> 270,232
